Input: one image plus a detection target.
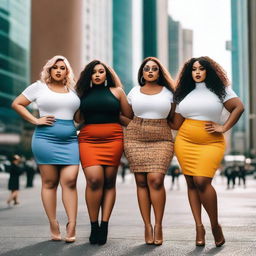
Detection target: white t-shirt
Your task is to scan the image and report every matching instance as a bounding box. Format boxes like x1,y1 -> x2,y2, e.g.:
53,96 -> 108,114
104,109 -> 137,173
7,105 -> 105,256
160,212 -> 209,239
175,82 -> 238,123
127,86 -> 173,119
22,81 -> 80,120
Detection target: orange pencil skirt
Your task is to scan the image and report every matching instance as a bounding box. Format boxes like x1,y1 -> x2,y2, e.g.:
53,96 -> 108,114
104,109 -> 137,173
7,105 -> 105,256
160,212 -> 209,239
78,123 -> 123,168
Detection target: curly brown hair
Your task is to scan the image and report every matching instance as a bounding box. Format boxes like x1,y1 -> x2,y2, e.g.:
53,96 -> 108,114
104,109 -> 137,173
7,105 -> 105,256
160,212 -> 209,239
174,56 -> 230,103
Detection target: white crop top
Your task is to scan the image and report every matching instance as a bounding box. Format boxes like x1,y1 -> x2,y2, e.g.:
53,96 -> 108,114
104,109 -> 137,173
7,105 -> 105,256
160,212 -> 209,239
175,82 -> 238,123
127,86 -> 173,119
22,81 -> 80,120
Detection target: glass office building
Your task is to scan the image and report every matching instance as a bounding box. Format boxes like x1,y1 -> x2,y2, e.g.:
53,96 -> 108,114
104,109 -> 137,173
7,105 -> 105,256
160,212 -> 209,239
113,0 -> 133,93
0,0 -> 31,155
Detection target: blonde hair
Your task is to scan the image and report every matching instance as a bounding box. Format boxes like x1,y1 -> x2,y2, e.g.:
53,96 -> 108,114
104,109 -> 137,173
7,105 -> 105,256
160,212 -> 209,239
40,55 -> 75,88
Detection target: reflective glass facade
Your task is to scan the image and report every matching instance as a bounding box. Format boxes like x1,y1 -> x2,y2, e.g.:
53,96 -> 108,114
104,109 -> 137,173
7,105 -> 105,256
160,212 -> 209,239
113,0 -> 133,93
0,0 -> 31,153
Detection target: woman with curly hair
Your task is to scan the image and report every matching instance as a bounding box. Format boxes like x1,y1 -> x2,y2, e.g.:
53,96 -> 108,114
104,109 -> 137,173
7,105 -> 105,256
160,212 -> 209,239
124,57 -> 175,245
12,56 -> 80,242
170,56 -> 244,247
75,60 -> 132,245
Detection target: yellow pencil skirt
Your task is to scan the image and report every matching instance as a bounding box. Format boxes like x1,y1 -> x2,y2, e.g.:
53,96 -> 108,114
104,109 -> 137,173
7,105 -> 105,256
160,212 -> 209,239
174,119 -> 225,178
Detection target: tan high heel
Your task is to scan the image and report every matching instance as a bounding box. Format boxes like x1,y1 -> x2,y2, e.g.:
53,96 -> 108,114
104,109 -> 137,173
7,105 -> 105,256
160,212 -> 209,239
196,224 -> 205,246
154,224 -> 163,246
144,224 -> 154,245
50,220 -> 61,241
65,222 -> 76,243
212,224 -> 225,247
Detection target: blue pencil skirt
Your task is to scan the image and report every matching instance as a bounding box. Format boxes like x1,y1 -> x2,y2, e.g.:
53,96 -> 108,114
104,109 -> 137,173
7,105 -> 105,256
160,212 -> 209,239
32,119 -> 79,165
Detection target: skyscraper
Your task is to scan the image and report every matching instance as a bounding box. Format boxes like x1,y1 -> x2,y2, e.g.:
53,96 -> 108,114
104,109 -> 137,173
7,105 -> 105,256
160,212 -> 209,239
231,0 -> 250,154
142,0 -> 169,67
113,0 -> 133,92
0,0 -> 31,154
248,0 -> 256,155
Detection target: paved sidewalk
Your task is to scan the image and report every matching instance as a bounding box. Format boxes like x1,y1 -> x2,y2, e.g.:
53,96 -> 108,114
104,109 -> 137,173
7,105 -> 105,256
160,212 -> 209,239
0,170 -> 255,255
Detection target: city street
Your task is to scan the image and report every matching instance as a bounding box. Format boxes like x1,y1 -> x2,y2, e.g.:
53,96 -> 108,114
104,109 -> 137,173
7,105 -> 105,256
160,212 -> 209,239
0,170 -> 255,256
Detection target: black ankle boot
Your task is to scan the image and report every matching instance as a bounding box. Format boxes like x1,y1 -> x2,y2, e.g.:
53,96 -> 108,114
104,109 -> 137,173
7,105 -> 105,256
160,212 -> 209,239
89,221 -> 99,244
98,221 -> 108,245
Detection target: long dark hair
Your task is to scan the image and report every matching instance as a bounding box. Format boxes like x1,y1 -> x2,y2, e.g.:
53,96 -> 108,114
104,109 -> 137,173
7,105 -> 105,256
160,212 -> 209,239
76,60 -> 120,98
137,57 -> 175,93
174,56 -> 230,103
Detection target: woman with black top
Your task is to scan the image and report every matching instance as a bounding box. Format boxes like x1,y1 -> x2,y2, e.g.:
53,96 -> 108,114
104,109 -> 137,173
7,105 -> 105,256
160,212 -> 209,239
75,60 -> 132,245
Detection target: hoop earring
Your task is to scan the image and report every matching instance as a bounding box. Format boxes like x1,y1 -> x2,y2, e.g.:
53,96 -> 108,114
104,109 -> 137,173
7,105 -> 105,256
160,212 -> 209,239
90,81 -> 93,88
104,80 -> 108,87
140,76 -> 145,84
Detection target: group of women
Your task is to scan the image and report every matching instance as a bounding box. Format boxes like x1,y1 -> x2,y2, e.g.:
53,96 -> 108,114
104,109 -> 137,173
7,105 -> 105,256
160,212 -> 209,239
12,55 -> 244,247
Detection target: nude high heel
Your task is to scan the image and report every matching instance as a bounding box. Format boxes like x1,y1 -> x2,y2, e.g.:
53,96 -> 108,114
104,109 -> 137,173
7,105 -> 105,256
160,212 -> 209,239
65,222 -> 76,243
144,224 -> 154,245
50,220 -> 61,241
196,224 -> 205,246
154,224 -> 163,246
212,224 -> 225,247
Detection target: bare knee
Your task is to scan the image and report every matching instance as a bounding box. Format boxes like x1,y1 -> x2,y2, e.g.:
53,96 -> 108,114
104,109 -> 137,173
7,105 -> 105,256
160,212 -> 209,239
64,179 -> 77,189
43,179 -> 59,189
87,178 -> 103,191
148,178 -> 164,190
194,180 -> 208,192
104,177 -> 116,189
136,179 -> 148,188
186,181 -> 197,190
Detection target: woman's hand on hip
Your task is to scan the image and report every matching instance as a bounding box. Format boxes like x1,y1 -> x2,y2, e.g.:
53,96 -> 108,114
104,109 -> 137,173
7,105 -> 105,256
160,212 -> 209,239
205,122 -> 225,133
36,116 -> 55,126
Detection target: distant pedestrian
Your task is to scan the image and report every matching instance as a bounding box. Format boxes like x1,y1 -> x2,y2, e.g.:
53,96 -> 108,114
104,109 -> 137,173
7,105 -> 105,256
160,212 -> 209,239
238,165 -> 246,188
25,158 -> 37,188
168,165 -> 181,190
6,155 -> 23,206
224,166 -> 236,189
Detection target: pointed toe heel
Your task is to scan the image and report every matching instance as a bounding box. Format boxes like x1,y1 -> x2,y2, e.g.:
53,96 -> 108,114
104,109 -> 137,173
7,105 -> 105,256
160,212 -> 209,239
212,224 -> 225,247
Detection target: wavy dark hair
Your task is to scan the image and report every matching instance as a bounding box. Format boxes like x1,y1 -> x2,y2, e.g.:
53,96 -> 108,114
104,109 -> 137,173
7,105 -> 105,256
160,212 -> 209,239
137,57 -> 175,93
174,56 -> 230,103
75,60 -> 121,98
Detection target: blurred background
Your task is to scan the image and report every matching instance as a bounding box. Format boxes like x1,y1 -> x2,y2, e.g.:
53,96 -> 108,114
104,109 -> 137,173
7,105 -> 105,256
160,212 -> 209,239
0,0 -> 255,170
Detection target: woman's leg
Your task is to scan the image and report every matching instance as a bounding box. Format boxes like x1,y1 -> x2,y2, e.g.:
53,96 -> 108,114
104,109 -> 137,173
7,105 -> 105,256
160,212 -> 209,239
193,176 -> 224,246
97,165 -> 119,245
83,165 -> 104,221
59,165 -> 79,239
39,164 -> 60,239
184,175 -> 203,226
134,173 -> 153,244
12,190 -> 19,204
83,165 -> 104,244
147,173 -> 165,226
147,173 -> 165,245
101,166 -> 119,221
134,173 -> 152,225
193,176 -> 218,228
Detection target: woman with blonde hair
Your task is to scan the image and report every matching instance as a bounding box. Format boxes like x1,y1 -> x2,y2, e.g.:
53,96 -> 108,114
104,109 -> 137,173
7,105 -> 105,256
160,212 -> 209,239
12,55 -> 80,242
124,57 -> 175,245
75,60 -> 132,245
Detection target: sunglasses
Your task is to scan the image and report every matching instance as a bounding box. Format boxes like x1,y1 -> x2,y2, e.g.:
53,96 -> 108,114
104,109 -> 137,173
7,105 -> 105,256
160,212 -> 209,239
143,66 -> 159,72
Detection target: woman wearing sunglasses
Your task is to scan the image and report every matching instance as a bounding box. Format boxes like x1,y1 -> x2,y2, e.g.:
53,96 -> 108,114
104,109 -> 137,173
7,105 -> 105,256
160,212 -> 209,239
124,57 -> 175,245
